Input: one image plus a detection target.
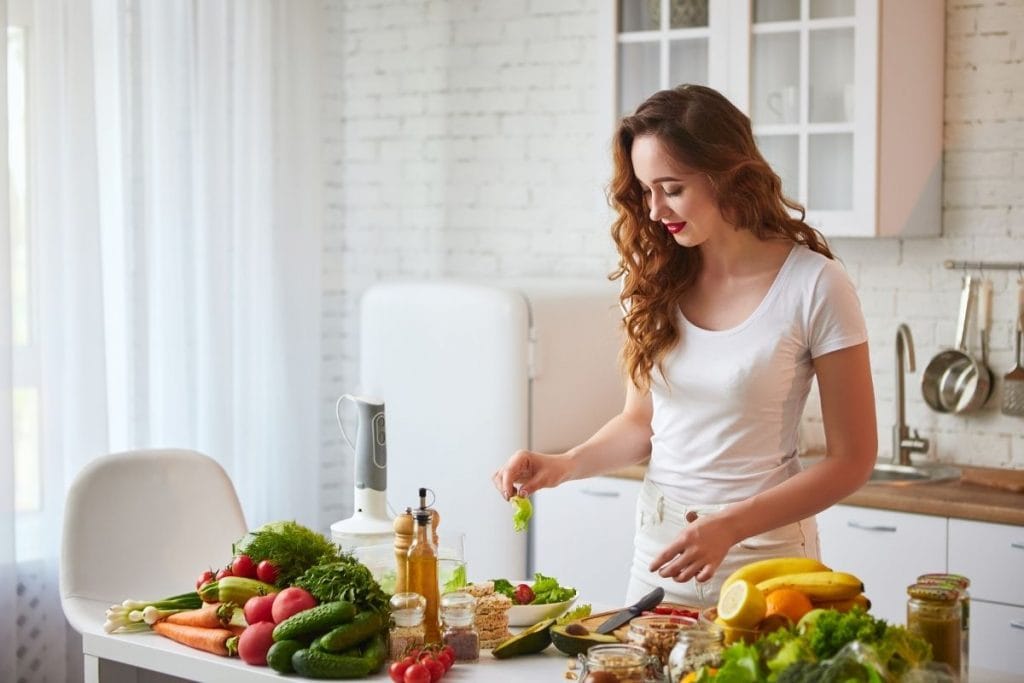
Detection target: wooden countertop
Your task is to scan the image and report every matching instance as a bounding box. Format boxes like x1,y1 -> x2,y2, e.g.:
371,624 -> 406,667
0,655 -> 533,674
606,463 -> 1024,527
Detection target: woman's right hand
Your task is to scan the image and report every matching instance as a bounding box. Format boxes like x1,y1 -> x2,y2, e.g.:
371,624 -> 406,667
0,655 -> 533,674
492,449 -> 573,500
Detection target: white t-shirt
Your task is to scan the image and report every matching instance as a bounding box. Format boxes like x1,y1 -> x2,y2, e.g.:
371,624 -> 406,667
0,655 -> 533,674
645,245 -> 868,506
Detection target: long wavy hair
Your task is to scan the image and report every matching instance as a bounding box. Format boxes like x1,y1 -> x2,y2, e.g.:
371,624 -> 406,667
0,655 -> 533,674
609,84 -> 833,390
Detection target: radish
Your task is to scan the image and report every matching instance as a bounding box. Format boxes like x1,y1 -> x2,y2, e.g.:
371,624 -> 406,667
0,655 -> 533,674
238,621 -> 276,666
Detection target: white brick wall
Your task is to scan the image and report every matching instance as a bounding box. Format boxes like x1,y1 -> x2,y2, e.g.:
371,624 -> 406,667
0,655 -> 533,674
319,0 -> 1024,529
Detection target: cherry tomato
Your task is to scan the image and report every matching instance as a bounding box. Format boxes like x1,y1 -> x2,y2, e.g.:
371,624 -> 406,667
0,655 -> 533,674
256,559 -> 278,584
436,649 -> 453,671
215,566 -> 233,581
389,659 -> 411,683
231,554 -> 257,579
514,583 -> 535,605
403,663 -> 430,683
195,569 -> 215,590
422,656 -> 445,683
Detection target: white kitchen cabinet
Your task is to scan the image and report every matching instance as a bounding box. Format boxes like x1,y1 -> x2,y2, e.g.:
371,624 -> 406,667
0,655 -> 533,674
611,0 -> 943,238
530,476 -> 641,606
816,504 -> 947,624
948,519 -> 1024,675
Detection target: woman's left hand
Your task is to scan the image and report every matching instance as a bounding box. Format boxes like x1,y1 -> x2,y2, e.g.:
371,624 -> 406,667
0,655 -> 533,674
648,514 -> 737,583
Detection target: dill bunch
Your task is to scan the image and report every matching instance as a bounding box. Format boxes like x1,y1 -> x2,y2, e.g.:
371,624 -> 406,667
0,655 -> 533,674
232,520 -> 341,588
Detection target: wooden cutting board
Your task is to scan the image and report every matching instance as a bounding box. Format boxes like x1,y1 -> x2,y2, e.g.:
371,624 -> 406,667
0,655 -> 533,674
959,466 -> 1024,493
569,602 -> 701,642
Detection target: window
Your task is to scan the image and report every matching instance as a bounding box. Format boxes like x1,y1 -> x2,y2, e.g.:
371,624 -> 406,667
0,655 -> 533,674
8,1 -> 40,514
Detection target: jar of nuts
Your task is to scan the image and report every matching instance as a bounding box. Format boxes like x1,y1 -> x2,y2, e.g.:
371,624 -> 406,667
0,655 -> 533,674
626,615 -> 698,672
576,643 -> 662,683
666,625 -> 724,683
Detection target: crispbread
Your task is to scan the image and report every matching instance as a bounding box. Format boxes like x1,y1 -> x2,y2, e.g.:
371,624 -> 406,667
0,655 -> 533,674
464,581 -> 494,598
475,592 -> 512,613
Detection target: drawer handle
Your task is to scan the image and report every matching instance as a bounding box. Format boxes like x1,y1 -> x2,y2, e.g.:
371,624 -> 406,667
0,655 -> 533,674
847,521 -> 897,532
580,489 -> 621,498
1011,542 -> 1024,551
1011,621 -> 1024,631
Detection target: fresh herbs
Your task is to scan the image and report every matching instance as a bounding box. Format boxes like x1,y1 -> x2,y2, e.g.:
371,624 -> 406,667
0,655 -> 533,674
442,563 -> 467,594
705,609 -> 934,683
232,521 -> 341,588
292,557 -> 390,615
510,496 -> 532,532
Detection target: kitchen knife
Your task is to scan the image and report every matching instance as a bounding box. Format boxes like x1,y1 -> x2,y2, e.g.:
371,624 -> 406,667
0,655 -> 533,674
594,586 -> 665,634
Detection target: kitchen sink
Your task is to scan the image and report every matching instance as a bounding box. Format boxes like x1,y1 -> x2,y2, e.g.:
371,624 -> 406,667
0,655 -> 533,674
869,462 -> 961,485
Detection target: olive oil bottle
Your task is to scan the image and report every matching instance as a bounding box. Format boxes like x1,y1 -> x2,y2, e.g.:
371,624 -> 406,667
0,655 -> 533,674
406,489 -> 441,643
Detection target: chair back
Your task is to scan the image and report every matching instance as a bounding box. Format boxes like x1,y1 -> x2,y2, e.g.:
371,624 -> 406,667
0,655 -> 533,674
60,448 -> 247,630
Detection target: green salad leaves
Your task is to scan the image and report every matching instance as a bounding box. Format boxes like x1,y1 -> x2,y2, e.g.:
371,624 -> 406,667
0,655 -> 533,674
510,495 -> 532,532
492,572 -> 577,605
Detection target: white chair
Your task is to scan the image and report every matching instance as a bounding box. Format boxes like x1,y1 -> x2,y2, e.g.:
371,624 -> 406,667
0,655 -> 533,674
60,448 -> 248,635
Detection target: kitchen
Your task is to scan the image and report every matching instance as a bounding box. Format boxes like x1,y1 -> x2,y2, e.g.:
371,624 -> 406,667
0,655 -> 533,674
3,0 -> 1023,682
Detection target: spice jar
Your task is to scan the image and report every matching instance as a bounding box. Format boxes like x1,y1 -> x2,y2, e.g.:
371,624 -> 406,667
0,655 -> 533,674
667,625 -> 724,683
388,592 -> 426,661
440,591 -> 479,662
907,583 -> 962,677
918,573 -> 971,682
626,614 -> 697,671
577,643 -> 661,683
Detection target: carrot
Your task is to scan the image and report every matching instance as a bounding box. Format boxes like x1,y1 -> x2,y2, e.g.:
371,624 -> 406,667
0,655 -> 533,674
152,621 -> 238,656
165,603 -> 230,629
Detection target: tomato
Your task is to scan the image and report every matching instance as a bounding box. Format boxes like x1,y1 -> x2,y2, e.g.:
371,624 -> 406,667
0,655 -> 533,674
215,566 -> 234,581
256,559 -> 278,584
231,554 -> 257,579
389,659 -> 412,683
436,650 -> 453,671
422,656 -> 445,683
271,586 -> 317,623
404,663 -> 430,683
195,569 -> 215,590
237,621 -> 276,666
514,583 -> 535,605
243,593 -> 276,624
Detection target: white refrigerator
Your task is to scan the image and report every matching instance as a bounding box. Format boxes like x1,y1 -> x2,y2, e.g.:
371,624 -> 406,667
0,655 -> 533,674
358,279 -> 625,581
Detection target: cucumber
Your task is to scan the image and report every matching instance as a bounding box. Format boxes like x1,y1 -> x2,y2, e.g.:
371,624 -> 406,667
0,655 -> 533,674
317,611 -> 383,653
361,633 -> 387,674
266,639 -> 303,673
291,648 -> 372,679
272,600 -> 356,642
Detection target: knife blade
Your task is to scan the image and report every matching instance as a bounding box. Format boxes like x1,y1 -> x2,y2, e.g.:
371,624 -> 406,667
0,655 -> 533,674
595,586 -> 665,634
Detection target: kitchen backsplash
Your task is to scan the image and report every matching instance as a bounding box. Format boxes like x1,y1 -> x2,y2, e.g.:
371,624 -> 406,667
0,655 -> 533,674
319,0 -> 1024,528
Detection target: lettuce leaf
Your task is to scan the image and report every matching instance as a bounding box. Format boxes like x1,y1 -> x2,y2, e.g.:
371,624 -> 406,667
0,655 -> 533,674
511,496 -> 532,532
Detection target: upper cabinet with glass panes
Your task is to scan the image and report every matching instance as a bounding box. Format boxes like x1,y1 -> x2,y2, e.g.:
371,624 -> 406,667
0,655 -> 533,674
613,0 -> 944,238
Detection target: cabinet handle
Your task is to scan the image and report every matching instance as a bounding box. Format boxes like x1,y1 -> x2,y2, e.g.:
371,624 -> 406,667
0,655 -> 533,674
1011,621 -> 1024,631
1011,542 -> 1024,551
580,489 -> 621,498
847,521 -> 897,532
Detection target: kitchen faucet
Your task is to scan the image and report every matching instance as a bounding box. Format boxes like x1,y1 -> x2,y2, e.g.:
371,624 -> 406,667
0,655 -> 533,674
893,324 -> 929,465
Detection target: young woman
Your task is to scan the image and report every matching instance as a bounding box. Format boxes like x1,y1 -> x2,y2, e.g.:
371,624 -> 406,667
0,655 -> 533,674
492,85 -> 876,606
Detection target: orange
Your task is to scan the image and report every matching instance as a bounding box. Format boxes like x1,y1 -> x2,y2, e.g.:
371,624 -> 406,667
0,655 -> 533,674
764,588 -> 814,624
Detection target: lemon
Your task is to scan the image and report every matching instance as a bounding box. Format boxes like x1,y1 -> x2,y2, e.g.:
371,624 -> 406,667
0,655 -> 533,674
717,579 -> 767,629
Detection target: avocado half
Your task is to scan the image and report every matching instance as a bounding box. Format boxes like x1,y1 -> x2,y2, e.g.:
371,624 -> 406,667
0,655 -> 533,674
549,623 -> 619,656
491,618 -> 557,659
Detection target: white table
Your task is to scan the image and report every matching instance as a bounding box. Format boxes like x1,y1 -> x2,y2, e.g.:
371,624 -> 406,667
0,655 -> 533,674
77,598 -> 1022,682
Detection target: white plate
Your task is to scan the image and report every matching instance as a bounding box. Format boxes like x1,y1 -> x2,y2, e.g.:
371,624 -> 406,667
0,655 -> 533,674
504,580 -> 577,627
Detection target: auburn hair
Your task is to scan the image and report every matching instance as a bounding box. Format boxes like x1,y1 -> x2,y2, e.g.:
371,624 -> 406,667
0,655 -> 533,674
608,84 -> 833,390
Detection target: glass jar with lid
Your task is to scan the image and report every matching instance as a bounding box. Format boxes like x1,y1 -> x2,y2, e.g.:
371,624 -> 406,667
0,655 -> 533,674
626,614 -> 698,671
667,625 -> 724,683
439,591 -> 479,662
906,583 -> 962,677
918,572 -> 971,681
577,643 -> 662,683
388,592 -> 426,661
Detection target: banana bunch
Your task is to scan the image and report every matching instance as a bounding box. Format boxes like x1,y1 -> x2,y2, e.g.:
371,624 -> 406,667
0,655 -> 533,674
722,557 -> 869,608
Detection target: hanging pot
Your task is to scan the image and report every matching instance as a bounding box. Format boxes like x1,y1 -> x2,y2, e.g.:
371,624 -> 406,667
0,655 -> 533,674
921,275 -> 990,413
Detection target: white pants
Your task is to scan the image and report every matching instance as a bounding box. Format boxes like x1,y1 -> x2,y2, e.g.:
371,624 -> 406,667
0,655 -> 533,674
625,477 -> 820,608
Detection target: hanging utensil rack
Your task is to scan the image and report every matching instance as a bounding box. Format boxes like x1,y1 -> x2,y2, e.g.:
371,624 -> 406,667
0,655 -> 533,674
944,260 -> 1024,272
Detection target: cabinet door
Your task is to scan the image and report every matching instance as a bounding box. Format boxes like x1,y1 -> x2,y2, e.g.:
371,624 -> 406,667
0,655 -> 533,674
948,518 -> 1024,606
816,505 -> 946,624
969,601 -> 1024,676
530,476 -> 641,607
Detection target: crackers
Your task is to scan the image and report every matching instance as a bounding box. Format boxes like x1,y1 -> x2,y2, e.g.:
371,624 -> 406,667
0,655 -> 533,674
464,582 -> 512,648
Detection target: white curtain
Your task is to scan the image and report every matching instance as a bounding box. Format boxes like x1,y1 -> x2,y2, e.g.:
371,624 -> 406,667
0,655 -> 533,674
2,1 -> 324,680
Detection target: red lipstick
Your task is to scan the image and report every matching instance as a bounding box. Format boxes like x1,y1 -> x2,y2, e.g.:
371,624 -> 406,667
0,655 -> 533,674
664,222 -> 686,234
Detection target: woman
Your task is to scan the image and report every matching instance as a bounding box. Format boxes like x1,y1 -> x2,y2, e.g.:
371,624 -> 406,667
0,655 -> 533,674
492,85 -> 876,606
